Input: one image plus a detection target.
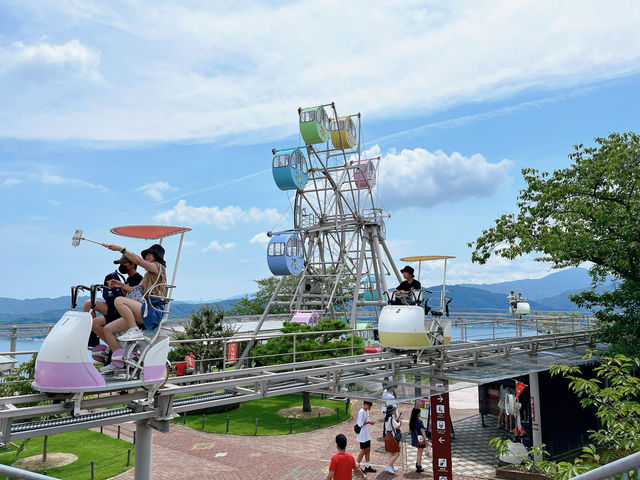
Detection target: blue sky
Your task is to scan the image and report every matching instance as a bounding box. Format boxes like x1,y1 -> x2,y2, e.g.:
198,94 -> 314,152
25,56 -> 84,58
1,1 -> 639,300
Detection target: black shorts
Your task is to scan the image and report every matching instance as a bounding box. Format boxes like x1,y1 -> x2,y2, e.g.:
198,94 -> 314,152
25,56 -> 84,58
359,440 -> 371,449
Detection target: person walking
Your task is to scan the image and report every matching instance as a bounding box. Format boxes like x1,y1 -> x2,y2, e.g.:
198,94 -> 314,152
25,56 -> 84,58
383,405 -> 402,474
409,407 -> 430,473
324,434 -> 366,480
355,401 -> 376,473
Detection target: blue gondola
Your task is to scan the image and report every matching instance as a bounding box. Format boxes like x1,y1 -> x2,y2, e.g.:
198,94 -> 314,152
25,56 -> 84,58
362,274 -> 381,301
267,233 -> 304,275
272,147 -> 309,191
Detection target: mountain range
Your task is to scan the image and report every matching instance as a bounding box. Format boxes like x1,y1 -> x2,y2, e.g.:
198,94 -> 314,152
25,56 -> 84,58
0,268 -> 605,325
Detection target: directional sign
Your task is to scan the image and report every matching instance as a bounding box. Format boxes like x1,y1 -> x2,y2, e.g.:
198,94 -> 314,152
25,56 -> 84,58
431,379 -> 452,480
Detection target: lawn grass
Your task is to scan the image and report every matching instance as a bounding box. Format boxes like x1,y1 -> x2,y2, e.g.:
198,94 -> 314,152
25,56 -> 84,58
0,430 -> 133,479
174,394 -> 351,435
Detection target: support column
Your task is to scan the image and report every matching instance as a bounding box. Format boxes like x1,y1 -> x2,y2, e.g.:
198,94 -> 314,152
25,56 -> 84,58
134,420 -> 153,480
529,371 -> 543,460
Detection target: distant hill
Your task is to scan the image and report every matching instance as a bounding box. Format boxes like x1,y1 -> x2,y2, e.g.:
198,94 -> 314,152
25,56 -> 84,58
0,296 -> 240,325
458,268 -> 594,300
0,267 -> 611,324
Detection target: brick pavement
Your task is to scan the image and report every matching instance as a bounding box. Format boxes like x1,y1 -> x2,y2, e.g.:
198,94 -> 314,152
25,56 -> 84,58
107,402 -> 494,480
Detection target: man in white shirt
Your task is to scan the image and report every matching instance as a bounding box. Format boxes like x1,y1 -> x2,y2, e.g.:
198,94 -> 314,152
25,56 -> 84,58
381,385 -> 397,414
356,400 -> 376,473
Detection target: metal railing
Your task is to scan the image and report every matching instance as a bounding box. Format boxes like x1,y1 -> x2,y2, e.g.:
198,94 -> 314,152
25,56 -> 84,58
0,464 -> 59,479
569,451 -> 640,480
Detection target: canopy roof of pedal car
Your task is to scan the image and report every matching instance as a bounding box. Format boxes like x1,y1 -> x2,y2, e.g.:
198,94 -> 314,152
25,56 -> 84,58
110,225 -> 191,240
400,255 -> 456,262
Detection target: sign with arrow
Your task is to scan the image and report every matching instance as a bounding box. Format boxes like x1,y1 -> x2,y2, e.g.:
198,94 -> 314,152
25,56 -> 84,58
430,379 -> 452,480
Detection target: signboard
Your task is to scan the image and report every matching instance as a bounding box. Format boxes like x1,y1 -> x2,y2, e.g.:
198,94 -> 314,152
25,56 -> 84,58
227,343 -> 238,363
431,380 -> 452,480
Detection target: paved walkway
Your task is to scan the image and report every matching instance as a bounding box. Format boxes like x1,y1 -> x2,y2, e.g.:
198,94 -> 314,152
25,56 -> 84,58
108,387 -> 496,480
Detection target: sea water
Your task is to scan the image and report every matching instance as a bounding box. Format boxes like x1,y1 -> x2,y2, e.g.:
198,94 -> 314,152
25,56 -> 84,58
0,336 -> 44,365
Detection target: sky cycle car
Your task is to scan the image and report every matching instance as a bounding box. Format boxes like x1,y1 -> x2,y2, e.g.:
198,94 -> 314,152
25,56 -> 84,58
32,225 -> 190,414
509,293 -> 531,316
377,289 -> 452,353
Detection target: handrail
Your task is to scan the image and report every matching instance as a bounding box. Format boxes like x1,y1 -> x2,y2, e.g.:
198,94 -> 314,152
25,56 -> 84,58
0,464 -> 60,479
569,451 -> 640,480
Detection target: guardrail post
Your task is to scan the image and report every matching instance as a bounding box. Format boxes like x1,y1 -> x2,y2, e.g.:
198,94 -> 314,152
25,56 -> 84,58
127,448 -> 131,467
117,425 -> 121,439
254,418 -> 259,436
293,334 -> 297,363
289,417 -> 292,433
317,412 -> 321,429
90,460 -> 94,479
9,327 -> 17,372
201,414 -> 205,430
183,412 -> 186,425
226,417 -> 230,433
222,338 -> 227,371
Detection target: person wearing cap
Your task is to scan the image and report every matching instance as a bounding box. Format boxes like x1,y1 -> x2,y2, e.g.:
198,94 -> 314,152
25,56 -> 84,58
100,243 -> 167,368
87,256 -> 143,349
392,266 -> 421,304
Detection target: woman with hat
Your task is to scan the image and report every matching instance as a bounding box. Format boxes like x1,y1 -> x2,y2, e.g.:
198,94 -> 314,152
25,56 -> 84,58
392,265 -> 421,304
100,243 -> 167,369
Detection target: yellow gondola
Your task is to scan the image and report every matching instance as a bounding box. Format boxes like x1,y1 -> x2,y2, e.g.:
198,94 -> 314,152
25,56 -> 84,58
329,116 -> 357,149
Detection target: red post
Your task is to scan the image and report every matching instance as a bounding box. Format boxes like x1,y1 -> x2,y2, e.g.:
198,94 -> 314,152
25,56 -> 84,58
431,379 -> 453,480
228,343 -> 238,363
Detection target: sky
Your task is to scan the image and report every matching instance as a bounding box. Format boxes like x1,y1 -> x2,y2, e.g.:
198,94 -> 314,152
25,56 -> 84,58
1,0 -> 639,300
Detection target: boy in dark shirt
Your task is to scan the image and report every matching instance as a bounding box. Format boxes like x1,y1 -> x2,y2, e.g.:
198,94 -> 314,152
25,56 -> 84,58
325,434 -> 366,480
393,265 -> 421,304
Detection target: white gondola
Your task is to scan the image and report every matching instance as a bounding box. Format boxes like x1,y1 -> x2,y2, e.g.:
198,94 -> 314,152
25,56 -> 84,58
378,255 -> 455,350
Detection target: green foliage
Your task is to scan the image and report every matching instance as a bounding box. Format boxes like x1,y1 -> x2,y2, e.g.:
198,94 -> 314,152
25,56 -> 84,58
252,318 -> 364,365
168,305 -> 235,372
173,394 -> 350,435
0,354 -> 36,397
469,132 -> 640,354
490,354 -> 640,479
226,276 -> 288,315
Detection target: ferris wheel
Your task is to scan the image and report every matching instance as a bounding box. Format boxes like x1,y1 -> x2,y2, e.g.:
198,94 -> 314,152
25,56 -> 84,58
262,102 -> 401,327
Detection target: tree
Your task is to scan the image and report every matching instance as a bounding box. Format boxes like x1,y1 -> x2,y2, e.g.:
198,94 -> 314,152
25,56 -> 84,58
491,353 -> 640,480
252,318 -> 365,412
469,132 -> 640,354
169,305 -> 236,372
0,355 -> 36,397
226,276 -> 288,315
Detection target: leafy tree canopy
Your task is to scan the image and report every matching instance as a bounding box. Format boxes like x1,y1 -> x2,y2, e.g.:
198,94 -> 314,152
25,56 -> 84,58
226,276 -> 288,316
469,132 -> 640,354
169,305 -> 235,372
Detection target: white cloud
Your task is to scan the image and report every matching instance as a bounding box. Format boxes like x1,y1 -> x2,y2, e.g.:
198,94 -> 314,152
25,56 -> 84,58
202,241 -> 235,252
0,39 -> 100,80
2,1 -> 640,141
48,199 -> 62,205
36,173 -> 107,191
154,200 -> 281,229
1,178 -> 22,188
249,232 -> 270,246
135,181 -> 177,201
377,145 -> 511,210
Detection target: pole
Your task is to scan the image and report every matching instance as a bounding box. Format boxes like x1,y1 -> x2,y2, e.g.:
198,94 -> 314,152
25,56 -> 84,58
134,420 -> 153,480
237,276 -> 287,367
350,235 -> 367,329
441,259 -> 448,313
529,371 -> 543,460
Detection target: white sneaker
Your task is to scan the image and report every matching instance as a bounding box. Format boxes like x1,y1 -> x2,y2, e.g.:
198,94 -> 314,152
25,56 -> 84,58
384,465 -> 395,474
117,328 -> 144,342
100,363 -> 118,374
392,466 -> 399,472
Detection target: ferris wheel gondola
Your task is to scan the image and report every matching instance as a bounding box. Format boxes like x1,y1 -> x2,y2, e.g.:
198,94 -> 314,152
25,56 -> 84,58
298,105 -> 331,145
272,147 -> 309,191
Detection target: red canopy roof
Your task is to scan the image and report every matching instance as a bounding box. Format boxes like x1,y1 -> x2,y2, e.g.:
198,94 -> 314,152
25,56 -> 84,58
110,225 -> 191,240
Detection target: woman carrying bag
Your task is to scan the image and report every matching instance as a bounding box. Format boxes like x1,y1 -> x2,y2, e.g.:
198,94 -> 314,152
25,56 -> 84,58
383,405 -> 402,474
409,407 -> 431,473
